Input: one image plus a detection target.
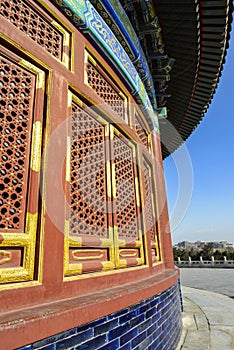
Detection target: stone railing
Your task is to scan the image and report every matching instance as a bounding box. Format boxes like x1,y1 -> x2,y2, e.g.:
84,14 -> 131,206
175,256 -> 234,268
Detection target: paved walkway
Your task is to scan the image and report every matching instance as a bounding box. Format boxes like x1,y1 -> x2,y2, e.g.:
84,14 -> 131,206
180,268 -> 234,297
176,286 -> 234,350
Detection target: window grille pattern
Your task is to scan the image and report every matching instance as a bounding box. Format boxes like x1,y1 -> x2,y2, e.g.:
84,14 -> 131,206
0,55 -> 35,231
143,157 -> 160,261
1,0 -> 63,60
86,61 -> 125,121
70,102 -> 108,238
113,135 -> 138,239
143,158 -> 155,241
134,111 -> 149,149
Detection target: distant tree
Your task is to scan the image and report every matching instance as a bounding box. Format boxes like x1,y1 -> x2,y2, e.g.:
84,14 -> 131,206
200,242 -> 214,260
213,250 -> 223,260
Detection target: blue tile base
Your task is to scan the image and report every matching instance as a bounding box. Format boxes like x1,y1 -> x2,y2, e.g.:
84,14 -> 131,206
18,282 -> 182,350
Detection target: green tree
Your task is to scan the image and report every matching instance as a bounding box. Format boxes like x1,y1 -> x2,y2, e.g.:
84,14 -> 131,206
200,242 -> 214,260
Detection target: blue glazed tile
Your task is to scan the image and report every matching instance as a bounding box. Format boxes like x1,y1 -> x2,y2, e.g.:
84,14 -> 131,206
56,335 -> 81,350
129,313 -> 145,328
94,318 -> 118,336
119,309 -> 139,325
108,323 -> 130,341
76,323 -> 92,333
145,306 -> 156,319
138,303 -> 148,314
21,281 -> 182,350
74,334 -> 106,350
135,334 -> 152,350
98,338 -> 119,350
36,344 -> 55,350
32,328 -> 77,348
131,330 -> 146,348
120,327 -> 138,346
146,321 -> 157,337
118,343 -> 131,350
138,318 -> 152,333
76,328 -> 94,344
149,298 -> 159,308
88,317 -> 107,328
108,308 -> 128,320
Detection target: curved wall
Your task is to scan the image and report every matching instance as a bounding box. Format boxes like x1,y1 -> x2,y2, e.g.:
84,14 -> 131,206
0,1 -> 182,348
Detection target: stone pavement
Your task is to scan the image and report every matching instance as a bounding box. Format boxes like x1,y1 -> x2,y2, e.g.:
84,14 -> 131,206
176,286 -> 234,350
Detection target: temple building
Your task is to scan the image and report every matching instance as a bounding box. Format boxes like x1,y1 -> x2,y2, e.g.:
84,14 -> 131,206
0,0 -> 232,349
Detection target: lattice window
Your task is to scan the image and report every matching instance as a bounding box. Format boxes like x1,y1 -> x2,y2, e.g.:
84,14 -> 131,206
65,95 -> 115,276
143,156 -> 160,262
65,95 -> 145,275
111,128 -> 144,268
0,49 -> 44,283
85,54 -> 127,122
70,102 -> 108,238
0,55 -> 35,231
134,110 -> 150,149
112,135 -> 138,240
1,0 -> 70,66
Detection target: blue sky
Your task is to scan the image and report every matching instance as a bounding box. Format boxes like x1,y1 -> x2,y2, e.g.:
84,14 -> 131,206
164,28 -> 234,244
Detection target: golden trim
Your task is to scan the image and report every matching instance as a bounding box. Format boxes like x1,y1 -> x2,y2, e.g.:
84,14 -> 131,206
64,263 -> 148,281
116,259 -> 127,268
117,239 -> 126,248
0,33 -> 51,71
0,251 -> 11,265
51,20 -> 70,47
64,219 -> 70,237
65,264 -> 83,276
20,59 -> 45,90
104,123 -> 109,137
112,163 -> 117,199
119,250 -> 137,258
0,234 -> 30,246
64,221 -> 70,275
106,160 -> 112,199
30,121 -> 42,172
71,249 -> 104,261
66,136 -> 71,182
101,261 -> 115,271
68,90 -> 73,108
135,177 -> 140,207
72,94 -> 83,108
100,237 -> 113,248
0,212 -> 37,284
69,236 -> 83,247
25,212 -> 38,236
86,52 -> 97,67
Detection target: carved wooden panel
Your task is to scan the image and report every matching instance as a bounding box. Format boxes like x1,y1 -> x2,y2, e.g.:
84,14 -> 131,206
0,48 -> 45,283
143,156 -> 160,262
64,94 -> 115,276
70,101 -> 108,238
111,128 -> 144,268
0,54 -> 35,232
134,110 -> 150,150
85,53 -> 127,122
1,0 -> 70,67
112,134 -> 138,240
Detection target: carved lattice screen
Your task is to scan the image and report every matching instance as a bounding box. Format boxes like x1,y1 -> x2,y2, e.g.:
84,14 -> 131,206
142,156 -> 160,262
85,52 -> 128,123
111,128 -> 145,268
64,94 -> 145,275
1,0 -> 70,67
64,94 -> 115,276
0,49 -> 45,283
